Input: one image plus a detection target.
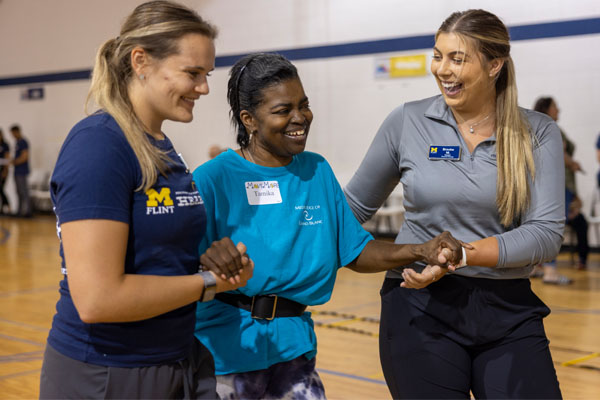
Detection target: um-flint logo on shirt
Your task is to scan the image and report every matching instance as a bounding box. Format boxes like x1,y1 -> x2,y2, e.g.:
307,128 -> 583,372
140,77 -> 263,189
146,187 -> 175,215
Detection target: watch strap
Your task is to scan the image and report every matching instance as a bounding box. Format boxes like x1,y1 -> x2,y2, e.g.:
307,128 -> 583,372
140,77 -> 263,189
197,271 -> 217,302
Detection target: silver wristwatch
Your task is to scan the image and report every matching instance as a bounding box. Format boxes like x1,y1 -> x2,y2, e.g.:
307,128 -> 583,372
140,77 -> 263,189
198,271 -> 217,302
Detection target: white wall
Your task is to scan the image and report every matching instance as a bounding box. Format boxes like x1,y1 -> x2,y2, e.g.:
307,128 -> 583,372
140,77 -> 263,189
1,0 -> 600,241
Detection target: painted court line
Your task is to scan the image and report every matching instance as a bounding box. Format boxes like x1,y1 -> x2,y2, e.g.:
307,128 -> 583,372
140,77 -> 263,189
317,367 -> 387,386
0,350 -> 44,363
0,333 -> 45,347
0,368 -> 40,381
0,285 -> 57,298
561,352 -> 600,367
0,317 -> 50,332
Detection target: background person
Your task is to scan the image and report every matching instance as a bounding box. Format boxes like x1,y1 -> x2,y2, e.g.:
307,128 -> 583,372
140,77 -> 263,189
208,144 -> 225,159
345,9 -> 564,399
9,124 -> 31,217
192,53 -> 467,400
39,2 -> 253,399
0,129 -> 10,214
533,96 -> 588,272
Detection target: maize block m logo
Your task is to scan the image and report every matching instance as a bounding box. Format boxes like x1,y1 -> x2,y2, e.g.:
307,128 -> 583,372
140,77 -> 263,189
146,188 -> 174,207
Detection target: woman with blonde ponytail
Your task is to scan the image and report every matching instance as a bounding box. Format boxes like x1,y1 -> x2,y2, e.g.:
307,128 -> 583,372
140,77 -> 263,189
345,9 -> 564,399
40,1 -> 253,398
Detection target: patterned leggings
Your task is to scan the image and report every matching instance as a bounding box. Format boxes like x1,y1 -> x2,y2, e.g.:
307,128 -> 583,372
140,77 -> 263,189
216,355 -> 326,400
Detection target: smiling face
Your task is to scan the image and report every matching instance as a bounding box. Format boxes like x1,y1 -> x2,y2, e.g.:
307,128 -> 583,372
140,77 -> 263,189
242,78 -> 313,167
431,32 -> 500,114
132,33 -> 215,136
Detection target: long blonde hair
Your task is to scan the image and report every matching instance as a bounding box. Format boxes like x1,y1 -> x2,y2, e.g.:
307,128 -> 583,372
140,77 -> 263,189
437,9 -> 535,227
86,0 -> 217,192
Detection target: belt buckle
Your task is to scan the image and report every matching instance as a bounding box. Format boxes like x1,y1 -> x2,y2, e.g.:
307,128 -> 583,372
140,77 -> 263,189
251,294 -> 278,320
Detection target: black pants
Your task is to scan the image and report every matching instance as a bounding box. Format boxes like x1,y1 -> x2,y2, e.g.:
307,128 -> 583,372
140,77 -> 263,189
39,339 -> 217,399
379,276 -> 562,399
567,213 -> 589,264
0,176 -> 9,212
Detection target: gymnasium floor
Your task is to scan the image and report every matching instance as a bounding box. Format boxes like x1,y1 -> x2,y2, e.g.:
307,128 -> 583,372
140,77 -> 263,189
1,215 -> 599,399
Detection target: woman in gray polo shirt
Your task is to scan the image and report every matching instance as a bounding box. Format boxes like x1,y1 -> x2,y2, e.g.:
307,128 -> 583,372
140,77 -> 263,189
345,9 -> 563,399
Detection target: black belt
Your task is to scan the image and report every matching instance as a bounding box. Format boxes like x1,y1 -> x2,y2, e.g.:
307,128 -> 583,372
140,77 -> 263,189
215,292 -> 307,320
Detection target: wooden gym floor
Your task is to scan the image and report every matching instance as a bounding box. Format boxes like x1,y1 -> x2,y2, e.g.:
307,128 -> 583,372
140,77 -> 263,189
1,215 -> 599,399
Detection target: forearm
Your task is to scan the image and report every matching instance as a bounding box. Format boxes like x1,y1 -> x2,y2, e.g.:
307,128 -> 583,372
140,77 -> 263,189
463,237 -> 499,268
73,273 -> 206,323
346,240 -> 421,273
12,153 -> 27,166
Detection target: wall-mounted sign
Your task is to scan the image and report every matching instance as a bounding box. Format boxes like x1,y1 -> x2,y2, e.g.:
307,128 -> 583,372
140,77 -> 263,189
375,54 -> 428,78
21,87 -> 44,101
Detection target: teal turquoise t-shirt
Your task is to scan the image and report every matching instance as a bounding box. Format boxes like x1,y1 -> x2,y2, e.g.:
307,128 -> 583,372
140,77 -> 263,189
193,149 -> 372,374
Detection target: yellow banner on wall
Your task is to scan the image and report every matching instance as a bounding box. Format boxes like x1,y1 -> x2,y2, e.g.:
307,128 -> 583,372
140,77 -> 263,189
375,54 -> 428,78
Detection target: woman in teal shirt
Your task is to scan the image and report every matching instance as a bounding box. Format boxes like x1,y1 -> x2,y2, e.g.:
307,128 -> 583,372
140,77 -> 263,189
193,53 -> 467,399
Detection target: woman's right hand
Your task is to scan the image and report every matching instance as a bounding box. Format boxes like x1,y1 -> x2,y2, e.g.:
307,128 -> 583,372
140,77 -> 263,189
417,231 -> 472,267
200,238 -> 253,285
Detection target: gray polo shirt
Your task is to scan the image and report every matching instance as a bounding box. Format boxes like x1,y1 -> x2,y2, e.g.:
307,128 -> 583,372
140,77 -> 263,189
344,95 -> 565,279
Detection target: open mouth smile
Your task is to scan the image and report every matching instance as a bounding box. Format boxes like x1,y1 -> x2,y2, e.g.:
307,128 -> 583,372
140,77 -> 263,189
284,129 -> 306,138
441,81 -> 463,96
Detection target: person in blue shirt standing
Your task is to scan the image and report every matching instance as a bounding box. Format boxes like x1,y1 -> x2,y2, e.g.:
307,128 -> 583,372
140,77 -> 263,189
192,52 -> 468,400
0,129 -> 10,215
9,124 -> 31,217
39,1 -> 253,399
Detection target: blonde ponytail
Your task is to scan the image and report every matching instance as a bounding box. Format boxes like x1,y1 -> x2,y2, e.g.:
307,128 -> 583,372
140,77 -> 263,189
85,1 -> 217,192
495,58 -> 535,226
86,37 -> 167,192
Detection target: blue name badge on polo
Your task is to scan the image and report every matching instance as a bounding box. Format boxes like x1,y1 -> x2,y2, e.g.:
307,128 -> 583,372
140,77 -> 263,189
429,145 -> 461,161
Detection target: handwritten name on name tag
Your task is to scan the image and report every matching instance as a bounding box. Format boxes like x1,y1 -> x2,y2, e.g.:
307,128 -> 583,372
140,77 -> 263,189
245,181 -> 282,205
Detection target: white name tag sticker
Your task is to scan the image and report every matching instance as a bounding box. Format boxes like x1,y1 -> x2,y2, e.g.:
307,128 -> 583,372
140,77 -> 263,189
245,181 -> 282,205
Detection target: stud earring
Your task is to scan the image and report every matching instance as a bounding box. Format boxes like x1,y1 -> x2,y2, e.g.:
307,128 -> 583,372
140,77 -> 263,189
139,74 -> 145,81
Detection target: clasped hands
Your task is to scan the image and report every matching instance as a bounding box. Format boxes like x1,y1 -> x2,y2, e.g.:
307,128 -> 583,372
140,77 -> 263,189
401,231 -> 473,289
199,237 -> 254,293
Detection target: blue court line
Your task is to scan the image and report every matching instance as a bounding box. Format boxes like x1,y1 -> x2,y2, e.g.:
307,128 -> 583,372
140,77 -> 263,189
1,17 -> 599,87
0,226 -> 10,245
0,317 -> 51,332
317,367 -> 387,385
550,306 -> 600,315
0,368 -> 41,381
0,350 -> 44,363
0,333 -> 45,347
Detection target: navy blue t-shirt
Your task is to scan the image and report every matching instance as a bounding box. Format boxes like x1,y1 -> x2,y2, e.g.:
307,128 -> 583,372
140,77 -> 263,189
14,138 -> 29,176
47,112 -> 207,367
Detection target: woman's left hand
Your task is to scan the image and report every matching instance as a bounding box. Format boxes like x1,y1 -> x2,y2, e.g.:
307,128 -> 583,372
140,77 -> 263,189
401,264 -> 445,289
